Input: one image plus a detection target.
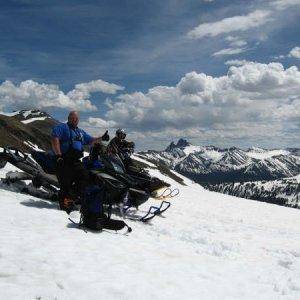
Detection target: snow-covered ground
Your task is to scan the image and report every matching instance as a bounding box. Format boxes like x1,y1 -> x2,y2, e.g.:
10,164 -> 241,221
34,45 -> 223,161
0,163 -> 299,299
0,111 -> 19,117
246,149 -> 291,160
21,116 -> 48,124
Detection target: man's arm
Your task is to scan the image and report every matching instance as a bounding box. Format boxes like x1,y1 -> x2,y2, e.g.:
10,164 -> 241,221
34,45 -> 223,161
91,137 -> 102,145
51,137 -> 62,156
85,130 -> 110,145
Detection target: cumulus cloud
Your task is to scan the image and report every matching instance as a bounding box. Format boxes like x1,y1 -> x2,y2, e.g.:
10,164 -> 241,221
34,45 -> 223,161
0,79 -> 124,112
187,10 -> 271,39
72,79 -> 124,95
100,62 -> 300,148
288,46 -> 300,58
273,46 -> 300,60
225,59 -> 251,66
80,117 -> 118,135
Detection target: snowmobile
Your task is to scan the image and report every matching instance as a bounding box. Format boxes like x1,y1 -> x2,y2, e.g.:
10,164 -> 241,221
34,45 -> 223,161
88,142 -> 172,194
104,140 -> 176,197
0,146 -> 171,222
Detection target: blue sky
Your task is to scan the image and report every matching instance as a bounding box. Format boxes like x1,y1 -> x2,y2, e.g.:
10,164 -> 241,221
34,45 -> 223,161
0,0 -> 299,150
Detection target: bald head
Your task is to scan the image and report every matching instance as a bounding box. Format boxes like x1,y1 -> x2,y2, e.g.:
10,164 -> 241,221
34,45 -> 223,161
68,111 -> 79,127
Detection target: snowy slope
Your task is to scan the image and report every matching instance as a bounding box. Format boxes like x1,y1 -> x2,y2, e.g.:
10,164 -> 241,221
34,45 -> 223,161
0,163 -> 300,299
207,175 -> 300,208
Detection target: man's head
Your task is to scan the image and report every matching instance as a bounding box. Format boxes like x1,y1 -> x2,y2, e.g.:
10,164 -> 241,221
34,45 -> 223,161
68,111 -> 79,127
116,128 -> 126,140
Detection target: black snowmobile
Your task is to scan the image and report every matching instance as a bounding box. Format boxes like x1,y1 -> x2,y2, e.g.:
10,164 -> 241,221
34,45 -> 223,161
0,146 -> 171,223
105,141 -> 173,195
89,142 -> 171,194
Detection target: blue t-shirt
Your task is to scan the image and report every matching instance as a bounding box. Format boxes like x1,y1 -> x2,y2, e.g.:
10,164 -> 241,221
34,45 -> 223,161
52,123 -> 93,154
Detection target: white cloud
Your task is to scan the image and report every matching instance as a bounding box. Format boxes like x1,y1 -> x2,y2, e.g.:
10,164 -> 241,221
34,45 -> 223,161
101,62 -> 300,147
229,40 -> 247,48
288,46 -> 300,58
73,79 -> 124,95
273,54 -> 286,60
187,10 -> 272,39
212,47 -> 247,57
273,46 -> 300,60
80,117 -> 118,136
225,59 -> 251,66
0,79 -> 124,112
225,36 -> 248,48
271,0 -> 300,10
212,37 -> 248,58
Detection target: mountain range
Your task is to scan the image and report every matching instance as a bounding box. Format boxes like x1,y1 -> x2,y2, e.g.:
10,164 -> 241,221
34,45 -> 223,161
137,139 -> 300,207
138,139 -> 300,184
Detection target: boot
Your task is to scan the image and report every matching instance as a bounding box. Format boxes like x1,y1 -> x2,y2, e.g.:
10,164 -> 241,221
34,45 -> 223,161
81,209 -> 105,231
59,197 -> 76,214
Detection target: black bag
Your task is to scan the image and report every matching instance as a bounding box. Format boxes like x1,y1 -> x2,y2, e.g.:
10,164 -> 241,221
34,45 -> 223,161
81,210 -> 131,232
81,185 -> 132,232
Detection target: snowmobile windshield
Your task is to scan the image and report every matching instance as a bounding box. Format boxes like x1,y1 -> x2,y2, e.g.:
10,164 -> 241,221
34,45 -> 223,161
109,155 -> 125,174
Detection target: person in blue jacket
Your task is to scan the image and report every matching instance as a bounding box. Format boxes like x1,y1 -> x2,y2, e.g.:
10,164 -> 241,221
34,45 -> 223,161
51,110 -> 109,212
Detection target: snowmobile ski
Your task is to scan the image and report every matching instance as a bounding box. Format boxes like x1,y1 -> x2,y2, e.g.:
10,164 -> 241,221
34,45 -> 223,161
123,200 -> 171,222
151,187 -> 179,200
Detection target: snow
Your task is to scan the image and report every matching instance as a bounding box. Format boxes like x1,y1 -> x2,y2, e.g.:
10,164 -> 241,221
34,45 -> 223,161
182,145 -> 203,156
23,141 -> 44,151
199,149 -> 224,162
21,110 -> 43,118
131,154 -> 157,168
294,174 -> 300,183
21,116 -> 47,124
246,149 -> 290,160
0,111 -> 20,117
183,146 -> 224,163
0,164 -> 300,299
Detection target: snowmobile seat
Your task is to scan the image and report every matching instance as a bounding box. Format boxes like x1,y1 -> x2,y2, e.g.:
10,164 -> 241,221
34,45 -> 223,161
31,151 -> 56,175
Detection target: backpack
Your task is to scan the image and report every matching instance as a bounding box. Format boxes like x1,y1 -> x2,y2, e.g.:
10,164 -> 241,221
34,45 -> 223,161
81,184 -> 131,232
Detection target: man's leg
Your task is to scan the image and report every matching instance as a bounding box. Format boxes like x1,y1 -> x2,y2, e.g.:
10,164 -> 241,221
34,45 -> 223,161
72,161 -> 90,201
56,164 -> 75,212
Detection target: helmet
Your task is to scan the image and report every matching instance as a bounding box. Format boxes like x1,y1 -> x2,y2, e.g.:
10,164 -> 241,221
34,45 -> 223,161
116,128 -> 126,139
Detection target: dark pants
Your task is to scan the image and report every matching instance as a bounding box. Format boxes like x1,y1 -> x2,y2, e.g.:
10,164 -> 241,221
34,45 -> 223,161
56,160 -> 90,201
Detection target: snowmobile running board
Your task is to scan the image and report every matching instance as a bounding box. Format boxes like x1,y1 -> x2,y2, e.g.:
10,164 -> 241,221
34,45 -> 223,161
68,217 -> 132,234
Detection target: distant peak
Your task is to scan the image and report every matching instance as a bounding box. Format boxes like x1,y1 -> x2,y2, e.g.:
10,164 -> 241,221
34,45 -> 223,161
177,138 -> 190,148
17,109 -> 51,120
247,146 -> 266,153
165,138 -> 191,151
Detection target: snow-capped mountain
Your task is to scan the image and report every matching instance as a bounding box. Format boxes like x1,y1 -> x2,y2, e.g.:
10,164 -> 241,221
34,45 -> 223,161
0,155 -> 300,299
0,109 -> 58,151
138,139 -> 300,184
138,139 -> 300,207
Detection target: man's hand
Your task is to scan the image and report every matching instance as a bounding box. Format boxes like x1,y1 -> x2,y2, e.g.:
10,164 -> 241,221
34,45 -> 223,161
101,130 -> 110,141
56,156 -> 64,168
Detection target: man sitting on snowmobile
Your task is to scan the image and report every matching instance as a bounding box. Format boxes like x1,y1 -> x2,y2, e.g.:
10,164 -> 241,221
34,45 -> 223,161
108,128 -> 135,165
107,129 -> 170,193
51,111 -> 109,213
